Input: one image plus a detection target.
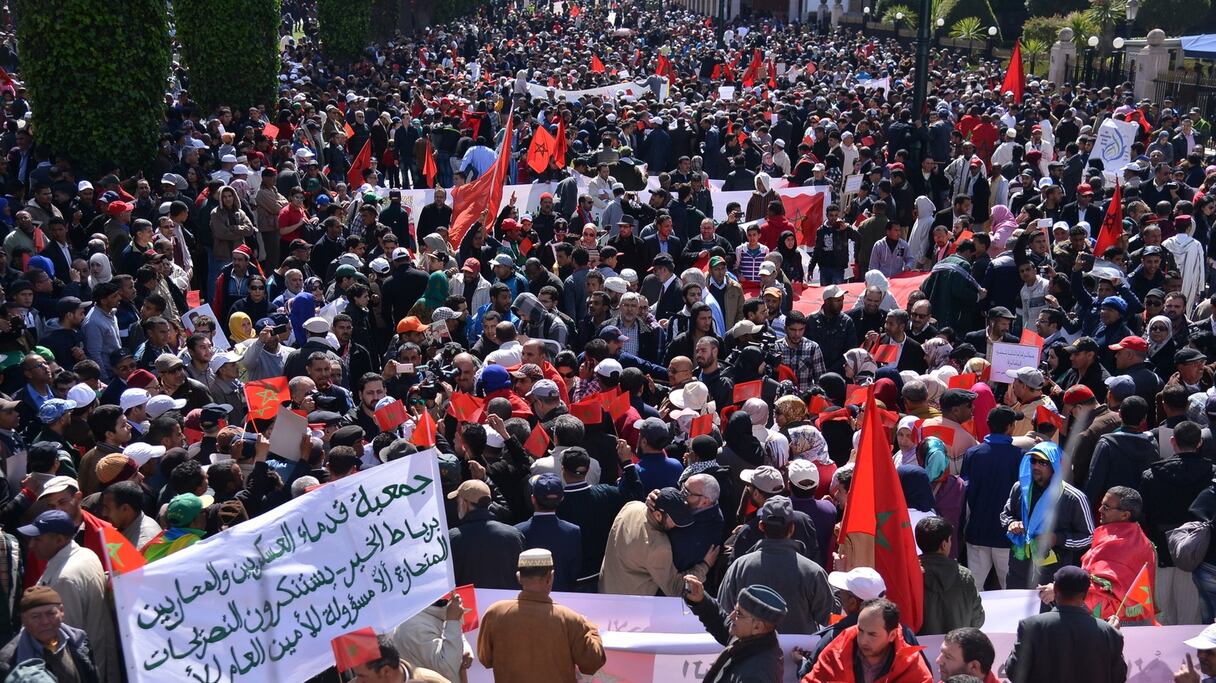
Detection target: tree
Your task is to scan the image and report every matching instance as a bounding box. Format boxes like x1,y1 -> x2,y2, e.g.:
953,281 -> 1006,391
951,16 -> 985,51
1134,0 -> 1210,36
1022,38 -> 1050,74
317,0 -> 373,62
175,0 -> 281,113
13,0 -> 170,175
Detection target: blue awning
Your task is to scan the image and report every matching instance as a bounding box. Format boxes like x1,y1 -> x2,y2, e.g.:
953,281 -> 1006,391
1181,34 -> 1216,59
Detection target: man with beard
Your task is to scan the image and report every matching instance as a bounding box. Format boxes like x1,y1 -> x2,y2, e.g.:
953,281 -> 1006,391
806,286 -> 858,376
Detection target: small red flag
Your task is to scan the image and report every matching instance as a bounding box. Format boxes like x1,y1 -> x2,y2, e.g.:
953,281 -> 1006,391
1000,39 -> 1026,104
923,425 -> 956,447
590,54 -> 606,73
1120,562 -> 1160,625
421,139 -> 438,189
524,423 -> 551,457
732,380 -> 763,403
1035,405 -> 1064,432
374,399 -> 408,432
519,237 -> 534,256
846,384 -> 872,406
1094,181 -> 1124,257
767,59 -> 777,89
244,377 -> 289,421
262,123 -> 280,140
553,116 -> 568,169
343,121 -> 356,140
741,49 -> 763,87
186,290 -> 201,308
656,54 -> 676,85
872,344 -> 899,364
692,254 -> 710,271
689,412 -> 714,437
526,124 -> 557,175
569,399 -> 603,423
451,585 -> 479,632
569,4 -> 580,16
447,393 -> 484,423
409,409 -> 438,447
808,394 -> 831,413
1020,328 -> 1044,348
331,627 -> 380,672
100,523 -> 146,576
947,373 -> 978,390
606,390 -> 631,420
347,139 -> 373,189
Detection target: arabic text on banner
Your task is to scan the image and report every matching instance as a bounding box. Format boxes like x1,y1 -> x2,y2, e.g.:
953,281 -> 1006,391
113,449 -> 453,682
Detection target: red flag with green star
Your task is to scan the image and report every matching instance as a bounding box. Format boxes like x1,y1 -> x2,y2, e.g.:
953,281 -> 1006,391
838,385 -> 924,631
1118,562 -> 1160,625
331,627 -> 380,672
244,377 -> 290,421
99,522 -> 145,575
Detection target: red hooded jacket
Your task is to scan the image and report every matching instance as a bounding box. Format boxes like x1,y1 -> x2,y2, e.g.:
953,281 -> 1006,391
804,623 -> 933,683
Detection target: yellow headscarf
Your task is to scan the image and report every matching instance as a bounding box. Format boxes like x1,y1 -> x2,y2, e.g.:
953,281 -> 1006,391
228,312 -> 254,343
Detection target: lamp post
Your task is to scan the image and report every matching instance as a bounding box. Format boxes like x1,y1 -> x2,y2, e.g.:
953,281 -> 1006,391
895,11 -> 904,38
911,0 -> 932,141
1084,34 -> 1099,85
986,25 -> 998,58
935,16 -> 944,43
1115,0 -> 1139,84
862,5 -> 870,27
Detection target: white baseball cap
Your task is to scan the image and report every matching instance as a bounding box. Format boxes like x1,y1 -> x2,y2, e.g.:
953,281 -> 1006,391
208,351 -> 241,374
123,442 -> 167,467
303,317 -> 330,334
828,567 -> 887,600
595,358 -> 623,378
146,395 -> 187,419
120,389 -> 151,412
787,459 -> 820,491
1184,623 -> 1216,651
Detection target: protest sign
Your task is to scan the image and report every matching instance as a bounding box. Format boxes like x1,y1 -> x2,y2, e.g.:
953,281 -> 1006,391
843,173 -> 863,194
718,86 -> 735,100
1089,118 -> 1140,174
989,342 -> 1042,382
182,303 -> 231,350
114,449 -> 453,682
267,408 -> 308,461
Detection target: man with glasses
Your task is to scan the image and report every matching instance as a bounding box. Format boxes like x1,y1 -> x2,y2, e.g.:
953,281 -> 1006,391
155,353 -> 212,414
682,575 -> 790,683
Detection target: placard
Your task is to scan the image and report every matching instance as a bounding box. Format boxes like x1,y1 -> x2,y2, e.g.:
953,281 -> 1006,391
181,303 -> 232,350
843,173 -> 864,194
989,341 -> 1042,382
718,86 -> 736,100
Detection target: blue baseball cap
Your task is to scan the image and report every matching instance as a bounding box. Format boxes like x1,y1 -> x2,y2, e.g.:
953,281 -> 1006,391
18,510 -> 76,538
481,365 -> 512,393
1105,374 -> 1136,401
530,473 -> 564,506
37,399 -> 77,424
1100,296 -> 1127,314
315,194 -> 331,206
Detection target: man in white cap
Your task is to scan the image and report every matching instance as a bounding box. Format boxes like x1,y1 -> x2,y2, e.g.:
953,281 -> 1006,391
1005,367 -> 1055,437
1176,623 -> 1216,683
207,351 -> 246,424
807,284 -> 859,375
477,548 -> 605,681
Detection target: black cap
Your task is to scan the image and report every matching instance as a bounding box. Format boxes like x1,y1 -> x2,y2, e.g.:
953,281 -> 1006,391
1053,565 -> 1091,597
199,403 -> 233,428
1145,288 -> 1166,300
653,487 -> 695,527
1175,347 -> 1206,365
987,306 -> 1016,320
1141,245 -> 1164,257
1063,337 -> 1100,355
55,297 -> 84,317
306,410 -> 343,424
940,388 -> 978,409
947,343 -> 977,361
330,425 -> 365,447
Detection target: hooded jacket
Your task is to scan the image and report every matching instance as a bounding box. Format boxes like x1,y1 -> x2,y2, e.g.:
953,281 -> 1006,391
1083,430 -> 1158,512
804,622 -> 933,683
512,292 -> 568,348
918,553 -> 985,635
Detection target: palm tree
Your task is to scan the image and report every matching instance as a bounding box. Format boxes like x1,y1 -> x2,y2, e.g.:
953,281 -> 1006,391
951,16 -> 984,52
1066,11 -> 1097,50
1022,37 -> 1049,74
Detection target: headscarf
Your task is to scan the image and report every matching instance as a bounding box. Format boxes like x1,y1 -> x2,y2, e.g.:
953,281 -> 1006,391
843,348 -> 877,382
921,436 -> 949,483
420,271 -> 449,311
852,270 -> 898,311
88,252 -> 113,289
969,382 -> 997,440
908,195 -> 936,265
288,291 -> 318,344
897,464 -> 937,513
894,415 -> 920,467
228,312 -> 254,343
920,374 -> 946,404
721,410 -> 762,468
922,338 -> 953,371
27,255 -> 54,278
1009,441 -> 1065,560
774,395 -> 807,423
776,229 -> 799,265
818,372 -> 847,406
1146,314 -> 1173,358
988,205 -> 1019,253
731,346 -> 766,384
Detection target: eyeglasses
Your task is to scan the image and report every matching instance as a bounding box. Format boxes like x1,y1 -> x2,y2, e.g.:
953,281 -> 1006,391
249,286 -> 266,291
1098,502 -> 1123,512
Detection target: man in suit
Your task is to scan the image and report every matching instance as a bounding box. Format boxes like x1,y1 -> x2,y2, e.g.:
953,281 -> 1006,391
935,193 -> 972,230
515,473 -> 582,593
39,216 -> 74,279
871,309 -> 926,373
1004,564 -> 1126,683
641,253 -> 684,323
962,306 -> 1019,361
556,448 -> 625,591
643,216 -> 684,268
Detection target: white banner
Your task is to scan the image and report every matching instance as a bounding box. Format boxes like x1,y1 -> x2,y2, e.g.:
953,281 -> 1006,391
857,76 -> 891,93
524,79 -> 669,104
1089,118 -> 1140,174
115,450 -> 454,682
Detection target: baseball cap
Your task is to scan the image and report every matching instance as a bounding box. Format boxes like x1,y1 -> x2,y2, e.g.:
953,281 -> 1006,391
653,487 -> 695,527
525,379 -> 560,400
597,326 -> 630,343
38,475 -> 79,499
1063,337 -> 1100,355
828,567 -> 887,600
1105,375 -> 1137,400
462,258 -> 480,273
634,416 -> 672,449
595,358 -> 623,378
120,389 -> 151,411
123,442 -> 166,467
1076,183 -> 1094,195
740,465 -> 785,495
146,394 -> 187,419
36,399 -> 76,424
166,493 -> 205,528
822,285 -> 845,301
1109,335 -> 1147,353
391,247 -> 410,261
492,254 -> 514,268
303,317 -> 330,334
200,403 -> 233,428
759,495 -> 794,526
763,287 -> 784,299
154,353 -> 185,373
1005,367 -> 1045,389
948,342 -> 975,361
208,351 -> 241,374
446,479 -> 491,504
1062,385 -> 1096,405
1184,623 -> 1216,651
787,459 -> 820,491
1100,296 -> 1128,313
17,510 -> 76,538
530,473 -> 565,506
55,297 -> 84,317
396,316 -> 428,334
729,320 -> 764,338
758,261 -> 778,276
368,257 -> 390,274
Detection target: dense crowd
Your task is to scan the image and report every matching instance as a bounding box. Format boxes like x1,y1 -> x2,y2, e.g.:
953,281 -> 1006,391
0,0 -> 1213,681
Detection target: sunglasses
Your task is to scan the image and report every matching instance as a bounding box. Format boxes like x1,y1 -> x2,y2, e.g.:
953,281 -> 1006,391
250,286 -> 266,291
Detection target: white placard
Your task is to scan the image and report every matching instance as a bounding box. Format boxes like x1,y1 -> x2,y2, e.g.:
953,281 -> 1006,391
989,341 -> 1043,382
114,450 -> 453,682
267,407 -> 308,462
181,303 -> 231,350
843,173 -> 864,194
1089,118 -> 1140,174
718,86 -> 736,100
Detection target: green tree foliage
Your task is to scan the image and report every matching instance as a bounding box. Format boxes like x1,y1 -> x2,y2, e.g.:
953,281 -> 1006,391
433,0 -> 490,24
317,0 -> 373,61
883,3 -> 918,28
1134,0 -> 1212,35
13,0 -> 170,176
175,0 -> 281,113
1023,15 -> 1068,44
951,16 -> 985,41
1025,0 -> 1088,20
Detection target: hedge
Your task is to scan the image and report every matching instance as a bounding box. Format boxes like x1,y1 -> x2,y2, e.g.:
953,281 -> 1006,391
317,0 -> 373,61
175,0 -> 281,113
13,0 -> 171,175
433,0 -> 490,25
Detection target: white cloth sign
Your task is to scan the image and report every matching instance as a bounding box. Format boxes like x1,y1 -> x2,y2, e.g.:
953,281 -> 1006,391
182,303 -> 231,351
114,450 -> 454,682
1089,118 -> 1140,173
989,342 -> 1043,382
857,76 -> 891,93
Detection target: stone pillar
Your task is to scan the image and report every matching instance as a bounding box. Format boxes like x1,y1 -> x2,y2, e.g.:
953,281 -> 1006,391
1049,27 -> 1076,85
831,0 -> 843,27
1133,29 -> 1170,99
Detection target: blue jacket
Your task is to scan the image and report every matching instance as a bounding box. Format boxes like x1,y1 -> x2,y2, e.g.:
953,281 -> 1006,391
669,505 -> 724,572
960,434 -> 1025,548
515,512 -> 582,592
449,508 -> 525,589
633,451 -> 684,496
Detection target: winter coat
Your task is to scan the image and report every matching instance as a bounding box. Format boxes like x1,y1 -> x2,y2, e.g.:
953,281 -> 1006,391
918,553 -> 984,635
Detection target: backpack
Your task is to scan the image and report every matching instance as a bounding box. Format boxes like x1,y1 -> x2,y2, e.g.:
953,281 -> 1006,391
1167,520 -> 1212,572
4,659 -> 56,683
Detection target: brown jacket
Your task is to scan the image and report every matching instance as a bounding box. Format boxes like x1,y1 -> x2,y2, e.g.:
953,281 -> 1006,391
477,592 -> 605,683
254,186 -> 287,234
1069,405 -> 1123,488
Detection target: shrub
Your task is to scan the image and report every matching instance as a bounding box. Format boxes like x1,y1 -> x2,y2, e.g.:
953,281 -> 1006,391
1023,15 -> 1068,44
883,3 -> 918,27
175,0 -> 281,113
317,0 -> 373,61
14,0 -> 170,176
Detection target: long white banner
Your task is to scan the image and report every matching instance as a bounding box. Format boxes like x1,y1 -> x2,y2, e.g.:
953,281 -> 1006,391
114,450 -> 453,682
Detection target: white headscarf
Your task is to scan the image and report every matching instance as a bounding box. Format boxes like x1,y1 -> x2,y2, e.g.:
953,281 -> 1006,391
908,195 -> 936,269
88,252 -> 113,289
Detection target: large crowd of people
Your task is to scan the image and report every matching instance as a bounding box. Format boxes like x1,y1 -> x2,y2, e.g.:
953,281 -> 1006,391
0,0 -> 1213,681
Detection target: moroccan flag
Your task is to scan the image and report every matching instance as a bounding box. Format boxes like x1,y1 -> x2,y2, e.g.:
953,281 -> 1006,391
872,344 -> 899,364
590,54 -> 606,73
347,139 -> 373,189
947,373 -> 977,390
1094,181 -> 1124,256
1035,405 -> 1064,432
732,380 -> 763,403
553,116 -> 568,168
244,377 -> 289,421
656,54 -> 676,85
186,290 -> 201,308
690,412 -> 714,437
781,191 -> 826,246
520,237 -> 534,256
604,389 -> 631,420
421,139 -> 438,189
99,523 -> 145,576
374,399 -> 408,432
343,121 -> 356,140
451,584 -> 479,632
923,425 -> 956,447
448,393 -> 484,423
524,423 -> 551,457
569,4 -> 580,16
569,399 -> 603,423
740,49 -> 763,88
838,386 -> 924,631
449,107 -> 516,248
1119,562 -> 1160,625
807,394 -> 830,414
767,59 -> 777,89
410,409 -> 438,447
262,123 -> 280,140
1020,328 -> 1044,348
1000,40 -> 1026,104
332,627 -> 380,672
711,64 -> 723,79
526,124 -> 557,175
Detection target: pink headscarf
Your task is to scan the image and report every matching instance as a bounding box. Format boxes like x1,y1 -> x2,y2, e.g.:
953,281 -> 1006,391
969,382 -> 997,441
988,205 -> 1019,255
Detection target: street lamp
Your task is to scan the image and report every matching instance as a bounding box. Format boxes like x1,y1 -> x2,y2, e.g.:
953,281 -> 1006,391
862,5 -> 870,27
935,16 -> 944,42
895,10 -> 904,36
1127,0 -> 1140,23
986,25 -> 998,58
1085,34 -> 1099,84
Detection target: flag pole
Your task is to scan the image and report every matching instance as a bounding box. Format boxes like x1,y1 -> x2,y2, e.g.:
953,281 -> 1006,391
1112,561 -> 1149,617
